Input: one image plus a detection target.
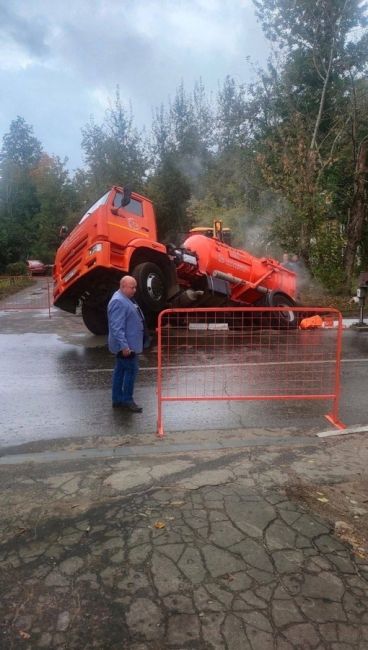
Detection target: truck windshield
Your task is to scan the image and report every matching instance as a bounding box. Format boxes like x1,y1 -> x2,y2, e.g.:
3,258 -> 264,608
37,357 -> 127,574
79,191 -> 110,224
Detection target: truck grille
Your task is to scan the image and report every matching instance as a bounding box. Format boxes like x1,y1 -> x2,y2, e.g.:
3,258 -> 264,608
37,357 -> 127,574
60,234 -> 88,274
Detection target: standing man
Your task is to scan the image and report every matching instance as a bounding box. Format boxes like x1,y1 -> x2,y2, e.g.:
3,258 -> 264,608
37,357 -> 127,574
107,276 -> 145,413
281,252 -> 294,270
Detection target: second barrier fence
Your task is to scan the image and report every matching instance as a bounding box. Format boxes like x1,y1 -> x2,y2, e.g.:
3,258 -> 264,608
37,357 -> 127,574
156,306 -> 345,437
0,276 -> 52,317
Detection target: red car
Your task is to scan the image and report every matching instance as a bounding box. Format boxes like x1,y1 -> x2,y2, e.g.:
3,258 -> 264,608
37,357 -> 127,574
27,260 -> 46,275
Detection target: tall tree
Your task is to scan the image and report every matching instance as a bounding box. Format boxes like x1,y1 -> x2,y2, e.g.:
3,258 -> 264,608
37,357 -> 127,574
30,154 -> 78,262
0,117 -> 43,268
149,80 -> 213,238
217,76 -> 249,152
252,0 -> 368,286
146,154 -> 191,242
0,116 -> 43,168
342,76 -> 368,279
81,88 -> 147,197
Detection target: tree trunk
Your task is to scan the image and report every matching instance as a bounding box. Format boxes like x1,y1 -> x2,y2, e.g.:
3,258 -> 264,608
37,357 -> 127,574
299,222 -> 310,267
343,141 -> 368,284
310,37 -> 335,151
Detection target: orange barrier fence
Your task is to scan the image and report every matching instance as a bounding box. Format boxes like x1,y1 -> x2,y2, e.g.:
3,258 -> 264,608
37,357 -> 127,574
156,307 -> 345,437
0,276 -> 52,317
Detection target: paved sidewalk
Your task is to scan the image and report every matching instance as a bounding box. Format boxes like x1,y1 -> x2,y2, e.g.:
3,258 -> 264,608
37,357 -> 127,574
1,431 -> 368,649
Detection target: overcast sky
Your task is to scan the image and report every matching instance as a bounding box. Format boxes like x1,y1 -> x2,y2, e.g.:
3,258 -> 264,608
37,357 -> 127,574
0,0 -> 269,172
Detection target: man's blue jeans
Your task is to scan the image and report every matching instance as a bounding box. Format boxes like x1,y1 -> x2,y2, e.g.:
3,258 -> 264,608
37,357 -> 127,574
112,355 -> 139,405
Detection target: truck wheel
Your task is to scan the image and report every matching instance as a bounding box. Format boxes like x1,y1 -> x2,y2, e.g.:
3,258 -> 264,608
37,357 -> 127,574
81,302 -> 108,335
132,262 -> 167,312
268,291 -> 297,329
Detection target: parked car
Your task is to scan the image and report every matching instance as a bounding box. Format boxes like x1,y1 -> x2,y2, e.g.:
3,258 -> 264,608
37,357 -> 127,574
26,260 -> 46,275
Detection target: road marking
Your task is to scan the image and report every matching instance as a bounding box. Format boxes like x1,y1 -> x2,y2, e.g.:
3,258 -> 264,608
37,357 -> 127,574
88,357 -> 368,373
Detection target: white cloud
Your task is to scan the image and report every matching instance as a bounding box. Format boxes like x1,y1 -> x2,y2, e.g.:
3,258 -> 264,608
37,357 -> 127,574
0,37 -> 35,70
0,0 -> 268,169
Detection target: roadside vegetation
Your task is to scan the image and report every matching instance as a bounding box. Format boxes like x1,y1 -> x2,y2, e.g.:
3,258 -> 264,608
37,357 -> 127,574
0,0 -> 367,298
0,276 -> 34,301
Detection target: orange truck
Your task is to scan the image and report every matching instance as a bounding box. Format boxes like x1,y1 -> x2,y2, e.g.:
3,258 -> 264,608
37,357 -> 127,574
53,185 -> 297,334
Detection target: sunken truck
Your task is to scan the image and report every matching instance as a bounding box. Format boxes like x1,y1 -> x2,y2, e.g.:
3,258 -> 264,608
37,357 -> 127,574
53,186 -> 297,334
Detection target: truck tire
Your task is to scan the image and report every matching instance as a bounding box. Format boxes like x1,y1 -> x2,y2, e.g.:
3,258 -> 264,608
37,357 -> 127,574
132,262 -> 167,312
268,291 -> 297,329
81,302 -> 108,335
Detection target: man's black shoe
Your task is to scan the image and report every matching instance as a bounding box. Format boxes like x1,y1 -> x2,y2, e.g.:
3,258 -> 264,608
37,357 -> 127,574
123,402 -> 143,413
112,402 -> 124,408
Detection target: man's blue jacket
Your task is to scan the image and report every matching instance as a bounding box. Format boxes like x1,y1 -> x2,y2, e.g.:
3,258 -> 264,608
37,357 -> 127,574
107,290 -> 144,354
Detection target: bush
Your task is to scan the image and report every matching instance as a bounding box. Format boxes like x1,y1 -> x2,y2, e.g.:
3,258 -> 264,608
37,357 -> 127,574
309,222 -> 346,293
5,262 -> 28,276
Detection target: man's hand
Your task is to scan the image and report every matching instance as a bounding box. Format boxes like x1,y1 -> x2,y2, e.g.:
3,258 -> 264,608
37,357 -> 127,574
121,348 -> 131,357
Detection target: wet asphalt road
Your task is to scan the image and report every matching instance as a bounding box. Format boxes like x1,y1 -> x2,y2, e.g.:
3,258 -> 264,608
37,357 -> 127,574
1,284 -> 368,450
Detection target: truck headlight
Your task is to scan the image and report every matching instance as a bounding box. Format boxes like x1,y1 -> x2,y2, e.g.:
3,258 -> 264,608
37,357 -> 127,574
63,268 -> 77,282
88,243 -> 103,255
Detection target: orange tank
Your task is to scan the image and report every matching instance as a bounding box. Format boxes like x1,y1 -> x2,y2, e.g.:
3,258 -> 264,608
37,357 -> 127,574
181,234 -> 297,304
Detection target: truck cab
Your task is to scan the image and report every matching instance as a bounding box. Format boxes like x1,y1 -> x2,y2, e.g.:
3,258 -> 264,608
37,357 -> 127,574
53,186 -> 178,333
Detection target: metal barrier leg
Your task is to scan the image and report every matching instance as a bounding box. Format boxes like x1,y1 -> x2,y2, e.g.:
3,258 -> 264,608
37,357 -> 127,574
156,389 -> 164,438
324,411 -> 346,430
47,279 -> 51,319
156,319 -> 165,438
325,312 -> 346,429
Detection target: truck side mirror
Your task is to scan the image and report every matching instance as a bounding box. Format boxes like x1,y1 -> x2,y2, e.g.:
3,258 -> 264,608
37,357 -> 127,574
121,186 -> 132,207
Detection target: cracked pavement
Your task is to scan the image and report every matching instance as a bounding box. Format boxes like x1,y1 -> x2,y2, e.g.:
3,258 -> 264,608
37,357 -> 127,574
1,434 -> 368,649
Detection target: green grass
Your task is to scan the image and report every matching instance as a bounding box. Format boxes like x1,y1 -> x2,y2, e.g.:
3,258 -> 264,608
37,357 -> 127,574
0,276 -> 35,300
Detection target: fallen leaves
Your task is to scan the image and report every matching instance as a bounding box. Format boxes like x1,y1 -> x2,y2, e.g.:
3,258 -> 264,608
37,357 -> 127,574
316,491 -> 329,503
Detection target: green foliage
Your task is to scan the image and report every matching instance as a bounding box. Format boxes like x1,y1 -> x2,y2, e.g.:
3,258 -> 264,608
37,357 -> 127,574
0,116 -> 43,168
30,154 -> 79,263
309,222 -> 347,293
0,117 -> 78,271
146,154 -> 191,242
151,81 -> 214,197
81,88 -> 147,197
0,118 -> 43,270
249,0 -> 368,284
217,76 -> 249,151
253,0 -> 368,58
148,80 -> 215,240
5,261 -> 28,276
